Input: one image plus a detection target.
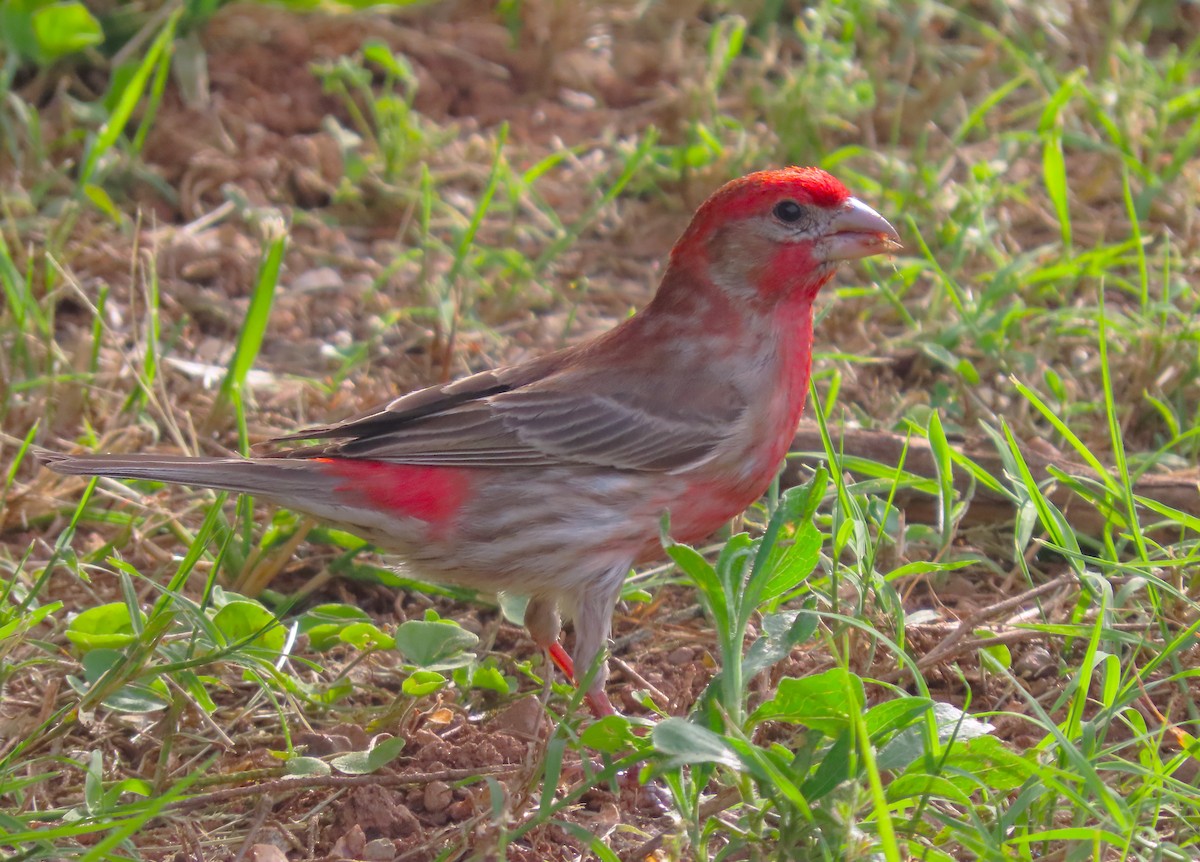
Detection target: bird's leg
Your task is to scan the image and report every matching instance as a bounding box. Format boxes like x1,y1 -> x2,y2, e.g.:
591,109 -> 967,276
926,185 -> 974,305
542,637 -> 618,718
526,580 -> 624,719
525,595 -> 579,686
546,641 -> 575,680
566,566 -> 630,719
526,585 -> 664,811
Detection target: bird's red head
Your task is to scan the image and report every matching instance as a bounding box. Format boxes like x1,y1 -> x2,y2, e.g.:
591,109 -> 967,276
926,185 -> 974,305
667,167 -> 900,304
685,167 -> 853,234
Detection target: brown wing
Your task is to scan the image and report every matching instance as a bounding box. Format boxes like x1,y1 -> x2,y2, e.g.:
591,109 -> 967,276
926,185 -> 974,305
272,353 -> 741,473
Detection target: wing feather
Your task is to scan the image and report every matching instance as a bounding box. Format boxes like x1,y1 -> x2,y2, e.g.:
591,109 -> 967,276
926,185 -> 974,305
272,349 -> 742,473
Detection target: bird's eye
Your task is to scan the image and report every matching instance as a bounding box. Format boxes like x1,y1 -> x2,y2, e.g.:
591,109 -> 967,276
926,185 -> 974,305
773,200 -> 806,223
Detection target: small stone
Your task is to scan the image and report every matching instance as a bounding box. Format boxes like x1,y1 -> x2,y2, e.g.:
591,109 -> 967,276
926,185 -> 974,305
1015,645 -> 1056,680
249,845 -> 288,862
667,646 -> 694,665
423,780 -> 453,813
329,824 -> 366,859
491,696 -> 545,740
362,838 -> 397,861
291,266 -> 343,293
412,728 -> 441,747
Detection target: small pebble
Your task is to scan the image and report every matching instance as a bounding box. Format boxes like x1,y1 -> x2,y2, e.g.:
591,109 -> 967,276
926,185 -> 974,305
667,646 -> 694,664
424,780 -> 453,813
363,838 -> 397,862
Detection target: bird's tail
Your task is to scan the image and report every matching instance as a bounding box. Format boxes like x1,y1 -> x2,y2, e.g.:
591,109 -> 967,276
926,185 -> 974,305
38,451 -> 337,500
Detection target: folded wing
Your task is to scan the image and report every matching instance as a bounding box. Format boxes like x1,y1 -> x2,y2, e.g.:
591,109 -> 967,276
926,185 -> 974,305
273,356 -> 742,474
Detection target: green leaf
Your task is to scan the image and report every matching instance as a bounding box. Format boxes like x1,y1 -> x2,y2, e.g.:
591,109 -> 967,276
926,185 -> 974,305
394,619 -> 479,669
214,223 -> 286,417
330,735 -> 407,775
102,778 -> 152,809
286,756 -> 332,776
0,2 -> 39,62
79,9 -> 179,186
82,182 -> 126,225
32,1 -> 102,60
878,702 -> 996,772
339,621 -> 395,651
470,664 -> 511,694
887,772 -> 973,805
297,603 -> 372,650
864,697 -> 933,741
401,669 -> 446,697
976,628 -> 1011,669
651,717 -> 740,768
749,668 -> 865,731
758,521 -> 823,605
743,608 -> 818,679
177,670 -> 218,713
801,729 -> 853,799
581,714 -> 640,754
932,734 -> 1034,793
66,603 -> 144,651
927,410 -> 954,545
668,539 -> 735,646
0,600 -> 62,642
69,650 -> 170,713
212,600 -> 286,654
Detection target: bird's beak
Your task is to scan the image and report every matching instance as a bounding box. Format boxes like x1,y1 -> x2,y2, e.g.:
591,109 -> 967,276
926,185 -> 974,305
820,197 -> 902,262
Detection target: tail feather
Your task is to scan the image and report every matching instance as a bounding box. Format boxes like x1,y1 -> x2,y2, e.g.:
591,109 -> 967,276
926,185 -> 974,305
38,451 -> 336,500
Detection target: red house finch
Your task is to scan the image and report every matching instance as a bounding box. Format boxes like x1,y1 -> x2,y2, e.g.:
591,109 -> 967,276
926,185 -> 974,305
43,167 -> 899,717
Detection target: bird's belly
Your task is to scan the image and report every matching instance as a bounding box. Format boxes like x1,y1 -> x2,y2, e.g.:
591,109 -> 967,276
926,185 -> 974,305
307,455 -> 788,596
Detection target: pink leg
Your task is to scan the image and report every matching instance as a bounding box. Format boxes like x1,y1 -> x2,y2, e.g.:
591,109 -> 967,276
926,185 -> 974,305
548,641 -> 616,717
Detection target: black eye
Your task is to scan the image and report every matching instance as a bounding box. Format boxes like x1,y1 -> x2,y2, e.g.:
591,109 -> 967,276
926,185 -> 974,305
773,200 -> 806,223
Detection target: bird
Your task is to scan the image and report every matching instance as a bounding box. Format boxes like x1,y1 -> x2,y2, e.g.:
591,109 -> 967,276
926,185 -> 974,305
41,166 -> 900,717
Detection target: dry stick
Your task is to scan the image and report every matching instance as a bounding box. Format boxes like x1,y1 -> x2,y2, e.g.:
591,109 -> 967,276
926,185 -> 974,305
231,794 -> 276,862
621,785 -> 743,862
609,655 -> 671,706
877,575 -> 1077,684
167,766 -> 518,813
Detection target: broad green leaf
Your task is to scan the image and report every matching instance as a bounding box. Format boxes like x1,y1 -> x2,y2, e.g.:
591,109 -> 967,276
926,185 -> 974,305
801,729 -> 853,799
581,714 -> 640,754
651,717 -> 740,768
879,701 -> 995,772
864,697 -> 933,741
212,600 -> 286,654
32,1 -> 102,60
339,621 -> 395,651
286,756 -> 332,776
743,608 -> 818,679
68,650 -> 170,713
298,603 -> 372,650
758,521 -> 823,605
469,665 -> 511,694
749,668 -> 865,732
66,603 -> 144,651
887,772 -> 973,806
394,619 -> 478,669
330,735 -> 407,775
401,669 -> 446,697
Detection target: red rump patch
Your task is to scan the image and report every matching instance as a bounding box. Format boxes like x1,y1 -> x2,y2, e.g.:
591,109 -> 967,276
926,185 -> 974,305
316,458 -> 471,526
